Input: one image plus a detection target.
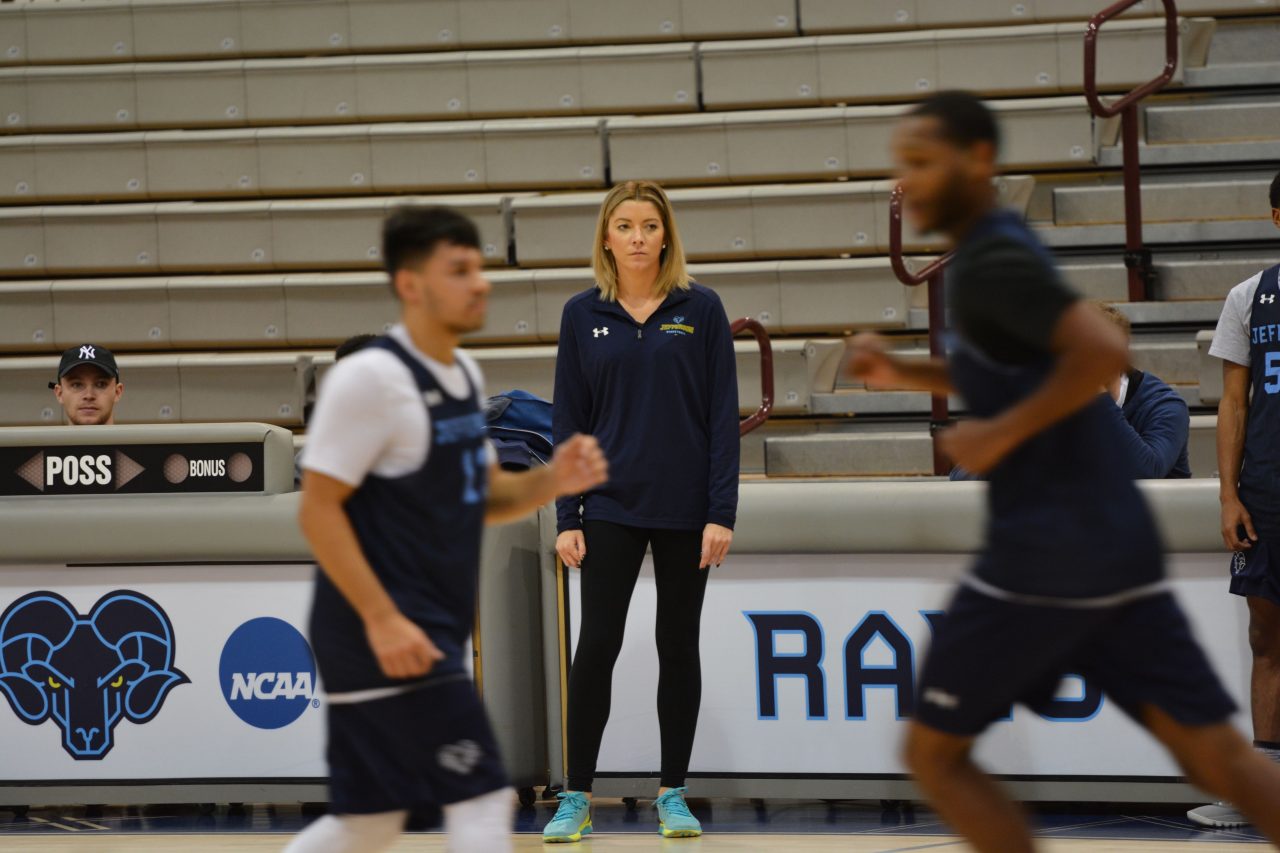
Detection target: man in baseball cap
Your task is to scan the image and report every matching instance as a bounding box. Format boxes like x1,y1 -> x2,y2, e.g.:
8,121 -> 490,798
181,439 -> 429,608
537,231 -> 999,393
48,344 -> 123,425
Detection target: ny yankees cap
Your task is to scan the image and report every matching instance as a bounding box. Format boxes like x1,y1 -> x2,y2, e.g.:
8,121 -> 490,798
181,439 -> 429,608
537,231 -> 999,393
49,344 -> 120,389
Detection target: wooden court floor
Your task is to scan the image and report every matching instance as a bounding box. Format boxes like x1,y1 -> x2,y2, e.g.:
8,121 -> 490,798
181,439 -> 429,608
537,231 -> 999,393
2,836 -> 1268,851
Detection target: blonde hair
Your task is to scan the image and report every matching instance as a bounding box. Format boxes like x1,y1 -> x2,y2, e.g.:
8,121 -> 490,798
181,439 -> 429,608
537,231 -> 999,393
591,180 -> 690,302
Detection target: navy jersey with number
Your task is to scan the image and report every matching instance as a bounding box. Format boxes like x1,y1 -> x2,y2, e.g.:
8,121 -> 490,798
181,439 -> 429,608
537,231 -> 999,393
309,336 -> 489,694
1239,263 -> 1280,534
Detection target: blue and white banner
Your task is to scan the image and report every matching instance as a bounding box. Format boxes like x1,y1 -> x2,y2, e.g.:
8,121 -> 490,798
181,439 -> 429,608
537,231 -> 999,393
568,553 -> 1249,777
0,564 -> 326,780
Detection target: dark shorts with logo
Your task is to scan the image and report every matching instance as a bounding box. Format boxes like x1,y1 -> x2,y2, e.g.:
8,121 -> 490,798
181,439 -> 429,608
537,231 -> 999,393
915,584 -> 1236,737
1229,539 -> 1280,605
326,674 -> 509,816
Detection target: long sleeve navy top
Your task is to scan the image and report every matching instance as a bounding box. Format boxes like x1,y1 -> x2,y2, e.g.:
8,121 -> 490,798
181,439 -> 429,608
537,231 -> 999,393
553,282 -> 740,533
1114,369 -> 1192,479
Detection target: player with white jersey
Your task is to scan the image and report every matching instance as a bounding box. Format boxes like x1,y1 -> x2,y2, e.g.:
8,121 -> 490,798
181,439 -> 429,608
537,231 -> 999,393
286,206 -> 607,853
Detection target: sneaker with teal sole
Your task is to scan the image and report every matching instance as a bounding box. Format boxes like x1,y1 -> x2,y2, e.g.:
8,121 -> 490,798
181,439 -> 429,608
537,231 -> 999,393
655,787 -> 702,838
543,791 -> 592,843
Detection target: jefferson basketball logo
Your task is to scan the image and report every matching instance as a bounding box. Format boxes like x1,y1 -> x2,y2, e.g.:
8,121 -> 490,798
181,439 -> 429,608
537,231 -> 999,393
219,617 -> 317,730
1232,551 -> 1249,575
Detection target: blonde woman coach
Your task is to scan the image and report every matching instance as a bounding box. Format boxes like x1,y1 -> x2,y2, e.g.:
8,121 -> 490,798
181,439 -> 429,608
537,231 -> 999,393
542,181 -> 740,842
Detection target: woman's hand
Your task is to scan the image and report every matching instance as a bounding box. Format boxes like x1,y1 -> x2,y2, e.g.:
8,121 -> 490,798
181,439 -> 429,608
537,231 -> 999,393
557,529 -> 587,569
700,523 -> 733,569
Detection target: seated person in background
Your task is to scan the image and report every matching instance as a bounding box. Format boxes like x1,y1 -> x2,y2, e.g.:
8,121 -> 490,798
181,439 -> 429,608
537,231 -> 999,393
1098,302 -> 1191,479
47,344 -> 123,426
952,303 -> 1190,480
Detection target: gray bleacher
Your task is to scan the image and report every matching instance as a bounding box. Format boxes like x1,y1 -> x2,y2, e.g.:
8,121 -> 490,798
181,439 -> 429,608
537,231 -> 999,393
3,0 -> 1279,478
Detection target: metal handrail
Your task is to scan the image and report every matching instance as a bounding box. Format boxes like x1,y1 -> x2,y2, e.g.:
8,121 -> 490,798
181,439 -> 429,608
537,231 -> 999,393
1083,0 -> 1180,301
888,185 -> 951,476
889,187 -> 953,287
1083,0 -> 1180,119
731,317 -> 773,437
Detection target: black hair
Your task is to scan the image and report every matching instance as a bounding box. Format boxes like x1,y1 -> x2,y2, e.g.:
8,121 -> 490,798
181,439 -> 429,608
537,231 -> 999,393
335,333 -> 378,361
1271,170 -> 1280,211
908,91 -> 1001,154
381,206 -> 481,278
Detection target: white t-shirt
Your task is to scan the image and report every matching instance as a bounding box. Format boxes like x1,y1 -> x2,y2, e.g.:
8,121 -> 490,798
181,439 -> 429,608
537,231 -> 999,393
1209,270 -> 1265,368
302,325 -> 488,487
1115,373 -> 1129,408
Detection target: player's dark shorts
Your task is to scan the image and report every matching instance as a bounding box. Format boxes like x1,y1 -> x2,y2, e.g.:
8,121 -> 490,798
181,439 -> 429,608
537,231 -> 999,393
915,582 -> 1237,737
1229,539 -> 1280,605
326,674 -> 509,816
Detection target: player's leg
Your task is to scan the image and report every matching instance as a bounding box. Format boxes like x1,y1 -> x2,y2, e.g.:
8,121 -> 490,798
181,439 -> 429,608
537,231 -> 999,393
903,722 -> 1035,853
649,527 -> 708,837
443,787 -> 515,853
282,811 -> 407,853
1246,595 -> 1280,754
1189,547 -> 1280,826
1142,706 -> 1280,841
908,583 -> 1092,852
1082,591 -> 1270,830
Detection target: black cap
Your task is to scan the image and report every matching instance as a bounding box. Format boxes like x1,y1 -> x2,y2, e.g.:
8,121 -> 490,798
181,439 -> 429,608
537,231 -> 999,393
49,344 -> 120,389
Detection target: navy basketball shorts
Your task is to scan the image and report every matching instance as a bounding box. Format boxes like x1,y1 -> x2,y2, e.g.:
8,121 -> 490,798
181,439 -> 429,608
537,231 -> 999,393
326,674 -> 509,816
1229,539 -> 1280,605
915,584 -> 1237,737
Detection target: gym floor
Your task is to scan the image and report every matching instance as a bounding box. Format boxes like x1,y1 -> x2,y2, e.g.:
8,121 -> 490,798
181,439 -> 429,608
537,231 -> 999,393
0,799 -> 1268,850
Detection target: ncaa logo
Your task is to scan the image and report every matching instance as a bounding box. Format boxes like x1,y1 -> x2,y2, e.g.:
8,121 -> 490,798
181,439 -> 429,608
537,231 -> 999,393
219,617 -> 317,730
1232,551 -> 1249,576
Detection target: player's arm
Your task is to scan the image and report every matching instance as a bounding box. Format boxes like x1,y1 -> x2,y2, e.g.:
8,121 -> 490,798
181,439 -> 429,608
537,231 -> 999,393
940,301 -> 1127,474
845,332 -> 954,395
1218,360 -> 1257,550
484,434 -> 608,525
299,471 -> 443,679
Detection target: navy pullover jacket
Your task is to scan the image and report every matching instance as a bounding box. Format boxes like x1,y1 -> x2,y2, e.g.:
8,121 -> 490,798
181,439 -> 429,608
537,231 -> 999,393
553,282 -> 740,533
1115,368 -> 1192,479
950,367 -> 1191,481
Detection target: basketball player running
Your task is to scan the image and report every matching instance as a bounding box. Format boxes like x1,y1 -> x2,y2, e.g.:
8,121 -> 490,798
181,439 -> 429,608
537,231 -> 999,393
1190,170 -> 1280,828
848,92 -> 1280,852
287,206 -> 608,853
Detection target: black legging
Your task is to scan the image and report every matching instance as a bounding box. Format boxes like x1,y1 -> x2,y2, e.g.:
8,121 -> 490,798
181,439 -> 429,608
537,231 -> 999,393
565,519 -> 710,792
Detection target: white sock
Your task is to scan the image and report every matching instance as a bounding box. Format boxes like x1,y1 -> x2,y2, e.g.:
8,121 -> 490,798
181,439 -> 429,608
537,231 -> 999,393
283,811 -> 407,853
443,787 -> 515,853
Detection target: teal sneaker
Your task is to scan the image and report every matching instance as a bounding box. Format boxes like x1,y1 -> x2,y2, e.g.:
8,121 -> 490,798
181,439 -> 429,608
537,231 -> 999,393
655,787 -> 702,838
542,791 -> 592,843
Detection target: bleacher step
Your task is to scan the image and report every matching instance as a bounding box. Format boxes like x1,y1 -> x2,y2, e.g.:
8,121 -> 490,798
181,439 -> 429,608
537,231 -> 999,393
1051,173 -> 1275,227
765,429 -> 934,477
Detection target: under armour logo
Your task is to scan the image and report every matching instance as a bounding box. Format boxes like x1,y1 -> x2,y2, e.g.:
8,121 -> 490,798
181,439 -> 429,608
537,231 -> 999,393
423,390 -> 443,407
1262,295 -> 1276,305
79,345 -> 96,359
1232,551 -> 1248,575
437,739 -> 483,775
593,327 -> 609,338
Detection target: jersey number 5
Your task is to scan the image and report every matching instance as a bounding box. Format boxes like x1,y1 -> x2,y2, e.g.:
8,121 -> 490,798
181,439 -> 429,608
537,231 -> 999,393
1267,352 -> 1280,396
461,447 -> 488,505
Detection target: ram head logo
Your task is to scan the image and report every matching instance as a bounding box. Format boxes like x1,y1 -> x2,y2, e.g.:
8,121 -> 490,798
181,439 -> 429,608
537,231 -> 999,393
0,590 -> 188,759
